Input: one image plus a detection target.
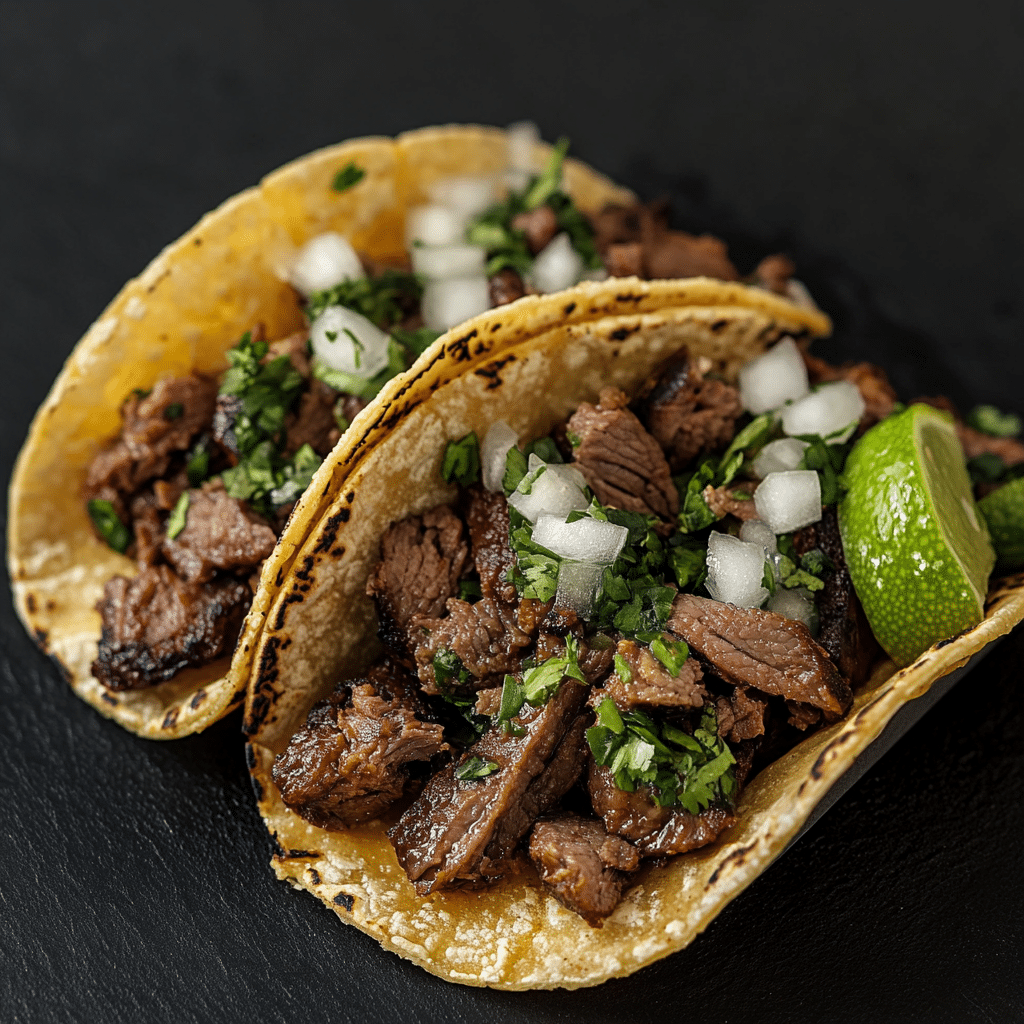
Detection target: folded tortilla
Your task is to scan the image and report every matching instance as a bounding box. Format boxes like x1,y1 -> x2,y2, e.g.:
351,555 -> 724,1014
6,125 -> 635,739
239,278 -> 1023,990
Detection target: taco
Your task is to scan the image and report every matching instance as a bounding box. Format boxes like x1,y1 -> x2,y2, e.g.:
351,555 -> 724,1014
10,124 -> 698,740
242,276 -> 1024,989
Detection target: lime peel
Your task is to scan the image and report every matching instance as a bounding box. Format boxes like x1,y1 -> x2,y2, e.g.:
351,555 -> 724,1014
838,404 -> 995,667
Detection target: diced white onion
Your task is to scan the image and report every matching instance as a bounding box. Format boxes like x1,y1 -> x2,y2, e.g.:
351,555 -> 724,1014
780,380 -> 865,443
752,437 -> 809,479
554,561 -> 605,619
426,176 -> 496,219
507,120 -> 541,170
405,204 -> 467,248
753,470 -> 822,534
289,233 -> 365,297
411,243 -> 487,280
705,532 -> 771,609
739,518 -> 778,558
421,276 -> 491,331
529,233 -> 585,293
309,305 -> 391,379
482,420 -> 518,493
785,279 -> 818,311
507,458 -> 589,523
532,514 -> 628,564
738,337 -> 809,415
768,586 -> 818,632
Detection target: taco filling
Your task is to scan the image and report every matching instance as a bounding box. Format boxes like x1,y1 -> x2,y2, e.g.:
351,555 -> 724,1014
81,131 -> 806,694
267,339 -> 968,927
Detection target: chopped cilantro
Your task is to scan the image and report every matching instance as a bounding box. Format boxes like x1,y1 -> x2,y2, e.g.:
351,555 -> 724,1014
762,559 -> 777,595
163,402 -> 183,421
521,635 -> 586,705
86,499 -> 130,554
433,648 -> 472,692
567,430 -> 582,450
667,534 -> 707,591
391,326 -> 443,356
306,269 -> 423,329
454,756 -> 500,781
967,404 -> 1022,438
505,506 -> 560,601
457,578 -> 482,602
165,491 -> 190,540
523,435 -> 563,465
495,674 -> 526,735
185,438 -> 211,487
441,432 -> 481,486
331,162 -> 366,193
502,446 -> 529,495
650,637 -> 690,676
268,444 -> 322,508
613,652 -> 632,683
795,434 -> 852,506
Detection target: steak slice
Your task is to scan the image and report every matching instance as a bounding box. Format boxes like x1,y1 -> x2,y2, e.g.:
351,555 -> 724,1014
528,814 -> 639,927
162,488 -> 277,583
272,662 -> 449,829
588,761 -> 736,857
92,565 -> 250,690
568,386 -> 678,520
464,486 -> 517,603
283,380 -> 341,458
715,686 -> 768,743
601,638 -> 706,709
667,594 -> 852,719
389,679 -> 588,894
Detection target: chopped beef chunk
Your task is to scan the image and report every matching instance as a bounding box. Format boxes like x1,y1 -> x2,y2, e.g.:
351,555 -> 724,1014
804,353 -> 898,430
568,386 -> 678,519
91,565 -> 250,690
639,354 -> 743,471
284,380 -> 341,457
588,761 -> 736,857
528,814 -> 639,927
339,393 -> 367,424
162,487 -> 277,583
130,492 -> 163,567
464,487 -> 517,602
488,269 -> 526,307
703,481 -> 759,522
518,597 -> 556,636
715,686 -> 768,743
366,506 -> 469,636
786,701 -> 821,731
511,206 -> 559,254
667,594 -> 852,719
589,203 -> 642,251
578,637 -> 616,685
638,205 -> 739,282
152,474 -> 187,511
413,596 -> 532,692
603,241 -> 644,278
753,254 -> 796,295
389,679 -> 588,894
474,687 -> 503,717
85,375 -> 217,505
602,639 -> 706,709
272,661 -> 449,829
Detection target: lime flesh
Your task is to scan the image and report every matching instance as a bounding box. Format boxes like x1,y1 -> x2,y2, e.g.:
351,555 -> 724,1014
838,404 -> 995,667
977,476 -> 1024,570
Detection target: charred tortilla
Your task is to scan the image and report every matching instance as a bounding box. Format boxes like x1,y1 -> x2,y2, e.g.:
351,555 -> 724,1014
240,279 -> 1024,989
6,126 -> 635,739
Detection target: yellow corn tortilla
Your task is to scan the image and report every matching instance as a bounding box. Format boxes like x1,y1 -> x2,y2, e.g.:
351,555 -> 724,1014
236,279 -> 1024,991
6,125 -> 636,740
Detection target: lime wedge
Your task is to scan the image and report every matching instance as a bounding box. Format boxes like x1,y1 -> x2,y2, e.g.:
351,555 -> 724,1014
838,403 -> 995,666
977,477 -> 1024,570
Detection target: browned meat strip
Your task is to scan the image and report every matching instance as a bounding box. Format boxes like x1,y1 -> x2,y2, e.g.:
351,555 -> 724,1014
589,203 -> 642,251
488,269 -> 526,307
272,662 -> 449,829
588,762 -> 735,857
389,680 -> 588,894
92,565 -> 250,690
640,355 -> 743,471
667,594 -> 852,719
804,353 -> 898,430
703,481 -> 759,522
464,487 -> 517,602
603,241 -> 644,277
284,380 -> 341,457
786,701 -> 821,731
512,206 -> 558,254
130,492 -> 163,567
528,815 -> 639,927
568,386 -> 678,519
752,254 -> 796,295
715,686 -> 768,743
602,638 -> 705,709
639,206 -> 739,282
366,506 -> 469,633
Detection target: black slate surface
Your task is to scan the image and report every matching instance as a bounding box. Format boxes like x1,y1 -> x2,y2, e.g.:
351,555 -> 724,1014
2,3 -> 1023,1021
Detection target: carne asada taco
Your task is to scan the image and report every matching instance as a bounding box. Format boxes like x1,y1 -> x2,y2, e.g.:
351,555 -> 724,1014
246,276 -> 1023,989
8,124 -> 670,740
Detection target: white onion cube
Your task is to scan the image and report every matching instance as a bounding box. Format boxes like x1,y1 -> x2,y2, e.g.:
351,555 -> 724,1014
780,380 -> 865,443
768,587 -> 818,632
529,233 -> 585,293
289,233 -> 365,297
309,306 -> 390,379
752,437 -> 809,478
753,471 -> 822,534
412,243 -> 487,280
421,276 -> 491,331
705,532 -> 770,609
507,461 -> 589,523
532,514 -> 628,564
738,518 -> 778,558
507,120 -> 541,170
738,337 -> 809,414
482,420 -> 518,493
555,561 -> 605,619
405,204 -> 466,248
426,176 -> 496,218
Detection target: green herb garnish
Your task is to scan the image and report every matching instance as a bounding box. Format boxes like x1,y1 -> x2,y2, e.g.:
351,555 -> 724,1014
185,438 -> 211,487
650,637 -> 690,676
87,499 -> 130,554
795,434 -> 852,506
165,491 -> 190,540
454,756 -> 500,781
441,432 -> 481,486
966,404 -> 1022,438
163,402 -> 184,421
306,269 -> 423,328
433,648 -> 472,692
331,162 -> 366,193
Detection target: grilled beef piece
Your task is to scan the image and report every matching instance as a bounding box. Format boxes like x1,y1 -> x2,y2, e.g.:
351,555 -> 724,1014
588,761 -> 736,857
752,254 -> 796,295
715,686 -> 768,743
211,394 -> 244,460
602,639 -> 706,709
488,269 -> 526,307
366,506 -> 469,637
786,701 -> 822,731
272,662 -> 449,829
703,481 -> 759,522
528,814 -> 640,927
568,387 -> 678,520
666,594 -> 852,719
389,679 -> 588,894
803,353 -> 898,430
511,206 -> 558,254
603,241 -> 644,277
793,507 -> 880,686
91,565 -> 250,690
85,375 -> 217,509
589,203 -> 643,251
639,355 -> 743,471
283,380 -> 341,458
464,487 -> 517,602
130,492 -> 164,567
161,487 -> 277,583
638,204 -> 739,282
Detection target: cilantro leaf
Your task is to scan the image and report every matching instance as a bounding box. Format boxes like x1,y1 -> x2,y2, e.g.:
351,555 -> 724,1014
521,635 -> 586,705
433,648 -> 472,692
795,434 -> 852,506
331,162 -> 366,193
185,438 -> 211,487
495,674 -> 526,735
650,637 -> 690,676
306,269 -> 423,328
454,757 -> 500,781
87,499 -> 130,554
441,433 -> 481,486
163,402 -> 183,421
165,491 -> 190,540
966,404 -> 1022,438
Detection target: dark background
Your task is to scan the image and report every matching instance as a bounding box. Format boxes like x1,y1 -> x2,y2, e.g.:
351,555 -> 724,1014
2,2 -> 1023,1021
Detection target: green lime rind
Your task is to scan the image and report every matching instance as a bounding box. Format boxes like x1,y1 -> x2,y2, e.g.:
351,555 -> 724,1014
838,404 -> 995,667
977,477 -> 1024,570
